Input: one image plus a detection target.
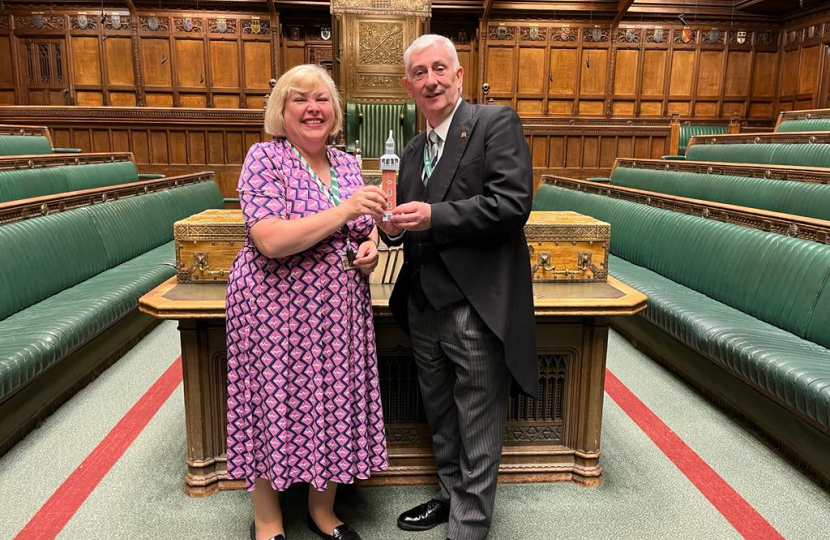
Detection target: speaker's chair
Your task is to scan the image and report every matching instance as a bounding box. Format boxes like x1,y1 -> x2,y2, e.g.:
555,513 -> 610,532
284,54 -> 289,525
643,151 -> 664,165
345,101 -> 417,158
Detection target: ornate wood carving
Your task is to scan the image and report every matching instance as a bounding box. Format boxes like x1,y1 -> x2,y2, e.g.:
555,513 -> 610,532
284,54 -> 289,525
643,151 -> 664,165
584,27 -> 610,43
646,28 -> 667,44
728,30 -> 753,46
241,19 -> 270,35
701,29 -> 725,45
544,176 -> 830,245
673,28 -> 697,44
208,18 -> 237,35
615,28 -> 641,44
358,75 -> 401,88
357,21 -> 404,65
520,26 -> 547,42
756,30 -> 778,47
15,15 -> 66,31
173,17 -> 203,33
488,25 -> 515,40
778,108 -> 830,123
140,16 -> 169,32
0,16 -> 8,30
330,0 -> 430,17
104,15 -> 130,31
551,26 -> 577,43
70,15 -> 99,31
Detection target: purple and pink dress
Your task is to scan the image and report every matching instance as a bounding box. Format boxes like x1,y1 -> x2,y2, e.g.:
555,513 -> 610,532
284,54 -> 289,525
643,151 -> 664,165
225,138 -> 388,491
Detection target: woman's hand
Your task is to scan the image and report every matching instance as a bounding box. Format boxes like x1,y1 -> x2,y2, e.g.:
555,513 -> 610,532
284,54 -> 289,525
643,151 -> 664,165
353,240 -> 379,276
341,186 -> 387,222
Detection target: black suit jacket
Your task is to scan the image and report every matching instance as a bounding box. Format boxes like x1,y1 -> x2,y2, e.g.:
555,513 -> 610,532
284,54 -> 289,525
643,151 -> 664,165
387,100 -> 538,396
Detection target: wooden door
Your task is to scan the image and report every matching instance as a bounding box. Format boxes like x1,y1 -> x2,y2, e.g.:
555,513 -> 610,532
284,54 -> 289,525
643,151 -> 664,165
20,39 -> 69,105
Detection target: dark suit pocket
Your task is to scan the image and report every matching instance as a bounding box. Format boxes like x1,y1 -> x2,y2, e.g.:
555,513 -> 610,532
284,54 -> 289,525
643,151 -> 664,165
455,156 -> 484,178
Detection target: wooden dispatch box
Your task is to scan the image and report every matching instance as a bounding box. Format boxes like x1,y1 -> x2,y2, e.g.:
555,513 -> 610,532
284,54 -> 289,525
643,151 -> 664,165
174,209 -> 245,283
524,211 -> 610,283
174,209 -> 405,284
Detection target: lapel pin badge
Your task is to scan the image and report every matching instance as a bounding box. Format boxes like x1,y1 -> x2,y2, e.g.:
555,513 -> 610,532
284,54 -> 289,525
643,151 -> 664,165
461,131 -> 467,139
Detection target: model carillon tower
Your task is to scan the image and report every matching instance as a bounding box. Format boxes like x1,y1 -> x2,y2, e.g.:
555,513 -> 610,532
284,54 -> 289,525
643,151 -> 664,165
380,130 -> 399,221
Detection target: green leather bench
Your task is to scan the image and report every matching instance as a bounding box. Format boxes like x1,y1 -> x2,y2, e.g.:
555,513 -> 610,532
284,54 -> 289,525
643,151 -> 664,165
0,125 -> 80,156
345,100 -> 417,158
533,183 -> 830,483
0,155 -> 165,204
776,109 -> 830,132
609,165 -> 830,221
677,125 -> 729,155
0,179 -> 224,454
685,142 -> 830,167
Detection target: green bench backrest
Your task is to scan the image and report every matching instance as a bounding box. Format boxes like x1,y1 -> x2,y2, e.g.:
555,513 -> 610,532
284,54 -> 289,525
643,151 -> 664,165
679,125 -> 728,155
0,180 -> 223,320
0,160 -> 139,203
345,101 -> 417,158
0,135 -> 53,157
685,143 -> 830,167
610,167 -> 830,221
776,118 -> 830,132
533,184 -> 830,349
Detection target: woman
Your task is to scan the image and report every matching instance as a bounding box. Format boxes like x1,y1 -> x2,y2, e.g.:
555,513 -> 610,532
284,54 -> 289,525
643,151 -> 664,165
225,64 -> 389,540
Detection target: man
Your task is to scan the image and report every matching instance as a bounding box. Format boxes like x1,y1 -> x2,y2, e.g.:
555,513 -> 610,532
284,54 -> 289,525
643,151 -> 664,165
378,34 -> 537,540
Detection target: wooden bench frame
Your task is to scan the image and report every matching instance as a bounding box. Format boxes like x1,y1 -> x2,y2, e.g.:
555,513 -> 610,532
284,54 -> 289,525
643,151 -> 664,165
668,113 -> 741,156
542,175 -> 830,245
775,108 -> 830,130
612,158 -> 830,185
688,131 -> 830,149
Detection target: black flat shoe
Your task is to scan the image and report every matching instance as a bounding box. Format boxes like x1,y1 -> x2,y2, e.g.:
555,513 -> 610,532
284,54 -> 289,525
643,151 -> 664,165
397,499 -> 450,531
307,514 -> 362,540
250,521 -> 286,540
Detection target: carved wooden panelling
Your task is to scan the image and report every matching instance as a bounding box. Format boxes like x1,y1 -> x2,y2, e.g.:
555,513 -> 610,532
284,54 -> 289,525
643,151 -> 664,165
243,41 -> 272,89
104,15 -> 130,31
241,19 -> 270,35
15,15 -> 66,30
72,37 -> 102,84
142,39 -> 172,86
615,28 -> 641,44
210,41 -> 240,88
0,16 -> 8,30
106,38 -> 135,86
358,21 -> 404,65
585,27 -> 610,43
208,18 -> 237,35
176,40 -> 207,87
70,15 -> 99,31
174,18 -> 203,33
140,16 -> 169,32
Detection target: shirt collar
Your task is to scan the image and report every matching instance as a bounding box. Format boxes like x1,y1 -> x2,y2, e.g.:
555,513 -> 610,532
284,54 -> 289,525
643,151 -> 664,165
427,98 -> 463,142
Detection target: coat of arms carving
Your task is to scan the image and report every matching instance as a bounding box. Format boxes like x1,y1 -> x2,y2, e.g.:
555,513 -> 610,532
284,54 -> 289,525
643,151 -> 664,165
593,27 -> 603,42
737,31 -> 747,44
251,19 -> 261,34
111,14 -> 122,29
321,26 -> 331,40
653,27 -> 664,43
217,18 -> 227,33
33,14 -> 44,29
529,26 -> 539,41
78,14 -> 89,30
148,16 -> 159,31
183,17 -> 193,32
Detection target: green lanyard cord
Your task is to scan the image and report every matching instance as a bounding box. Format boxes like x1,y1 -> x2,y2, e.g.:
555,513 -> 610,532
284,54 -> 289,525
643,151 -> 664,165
289,141 -> 341,206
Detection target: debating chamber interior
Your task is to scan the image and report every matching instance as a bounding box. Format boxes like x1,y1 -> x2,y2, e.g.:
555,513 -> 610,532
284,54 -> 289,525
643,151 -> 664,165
2,0 -> 830,539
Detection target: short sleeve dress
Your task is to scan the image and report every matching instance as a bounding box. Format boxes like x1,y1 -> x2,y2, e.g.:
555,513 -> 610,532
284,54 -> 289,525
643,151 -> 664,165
225,138 -> 388,491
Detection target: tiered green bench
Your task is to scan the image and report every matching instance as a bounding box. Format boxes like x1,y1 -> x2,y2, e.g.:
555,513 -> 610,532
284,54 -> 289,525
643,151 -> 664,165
686,132 -> 830,167
663,114 -> 740,158
607,159 -> 830,221
0,175 -> 223,454
533,181 -> 830,483
0,153 -> 164,203
0,124 -> 80,155
776,109 -> 830,132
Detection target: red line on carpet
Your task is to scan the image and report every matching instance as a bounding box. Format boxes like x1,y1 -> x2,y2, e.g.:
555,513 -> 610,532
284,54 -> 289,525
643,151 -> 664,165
13,357 -> 183,540
605,368 -> 785,540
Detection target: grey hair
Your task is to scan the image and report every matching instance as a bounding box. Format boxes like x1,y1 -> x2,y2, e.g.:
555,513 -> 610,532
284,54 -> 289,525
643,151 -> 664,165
403,34 -> 459,75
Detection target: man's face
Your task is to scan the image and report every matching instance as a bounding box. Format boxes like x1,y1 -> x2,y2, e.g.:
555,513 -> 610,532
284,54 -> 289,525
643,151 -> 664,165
403,42 -> 464,127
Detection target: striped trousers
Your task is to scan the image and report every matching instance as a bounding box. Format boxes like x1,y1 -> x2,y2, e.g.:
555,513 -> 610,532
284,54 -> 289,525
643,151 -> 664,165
408,298 -> 512,540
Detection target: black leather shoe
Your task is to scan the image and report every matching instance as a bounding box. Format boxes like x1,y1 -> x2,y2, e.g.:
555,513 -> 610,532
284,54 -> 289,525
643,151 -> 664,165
250,521 -> 286,540
307,514 -> 362,540
397,499 -> 450,531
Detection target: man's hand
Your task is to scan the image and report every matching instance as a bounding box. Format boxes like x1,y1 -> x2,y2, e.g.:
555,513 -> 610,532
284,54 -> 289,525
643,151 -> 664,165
353,240 -> 379,275
376,218 -> 404,237
392,201 -> 432,231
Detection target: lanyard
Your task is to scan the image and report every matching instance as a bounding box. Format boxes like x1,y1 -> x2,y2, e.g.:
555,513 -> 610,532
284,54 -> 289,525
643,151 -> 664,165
289,141 -> 340,206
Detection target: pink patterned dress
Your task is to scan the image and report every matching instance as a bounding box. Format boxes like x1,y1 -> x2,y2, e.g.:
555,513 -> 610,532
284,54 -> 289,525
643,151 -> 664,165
225,138 -> 388,491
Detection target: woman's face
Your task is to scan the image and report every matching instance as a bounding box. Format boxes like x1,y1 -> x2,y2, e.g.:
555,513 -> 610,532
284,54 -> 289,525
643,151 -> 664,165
282,82 -> 335,150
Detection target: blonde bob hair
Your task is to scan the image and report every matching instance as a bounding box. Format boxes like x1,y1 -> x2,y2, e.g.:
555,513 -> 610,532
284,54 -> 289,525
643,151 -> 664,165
264,64 -> 342,138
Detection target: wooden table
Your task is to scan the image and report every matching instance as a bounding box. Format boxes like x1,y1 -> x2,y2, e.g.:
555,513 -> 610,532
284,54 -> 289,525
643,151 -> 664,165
140,277 -> 646,496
